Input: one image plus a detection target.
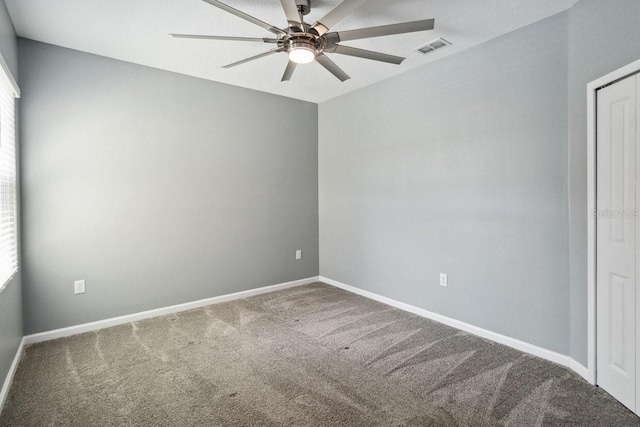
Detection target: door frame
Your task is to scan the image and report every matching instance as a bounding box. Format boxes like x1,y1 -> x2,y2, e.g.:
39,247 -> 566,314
587,58 -> 640,386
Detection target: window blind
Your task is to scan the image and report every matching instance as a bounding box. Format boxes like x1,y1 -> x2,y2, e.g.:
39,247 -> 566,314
0,65 -> 18,290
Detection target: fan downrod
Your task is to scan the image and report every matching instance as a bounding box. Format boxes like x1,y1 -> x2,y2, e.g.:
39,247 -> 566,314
295,0 -> 311,16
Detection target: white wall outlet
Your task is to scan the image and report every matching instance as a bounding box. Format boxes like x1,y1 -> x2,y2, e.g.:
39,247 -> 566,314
440,273 -> 448,287
295,250 -> 302,260
74,280 -> 86,294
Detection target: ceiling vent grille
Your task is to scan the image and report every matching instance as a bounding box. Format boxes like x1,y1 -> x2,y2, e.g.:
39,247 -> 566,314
415,38 -> 451,55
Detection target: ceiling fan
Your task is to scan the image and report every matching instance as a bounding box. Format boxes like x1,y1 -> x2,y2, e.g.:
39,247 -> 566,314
171,0 -> 435,82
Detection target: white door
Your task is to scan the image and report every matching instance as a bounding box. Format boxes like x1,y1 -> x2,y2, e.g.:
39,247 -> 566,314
596,73 -> 638,412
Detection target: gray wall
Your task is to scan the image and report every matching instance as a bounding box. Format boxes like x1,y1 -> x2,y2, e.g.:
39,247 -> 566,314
320,0 -> 640,362
0,0 -> 16,79
0,272 -> 22,384
319,13 -> 571,354
567,0 -> 640,365
19,39 -> 319,334
0,0 -> 23,393
13,0 -> 640,365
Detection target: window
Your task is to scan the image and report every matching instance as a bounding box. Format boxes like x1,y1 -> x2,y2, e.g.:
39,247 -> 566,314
0,60 -> 19,290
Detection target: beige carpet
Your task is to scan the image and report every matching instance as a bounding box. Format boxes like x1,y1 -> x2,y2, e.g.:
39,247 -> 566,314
1,282 -> 638,426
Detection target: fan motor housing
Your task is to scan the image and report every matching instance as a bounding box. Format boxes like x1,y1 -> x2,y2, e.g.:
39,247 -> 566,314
282,33 -> 324,55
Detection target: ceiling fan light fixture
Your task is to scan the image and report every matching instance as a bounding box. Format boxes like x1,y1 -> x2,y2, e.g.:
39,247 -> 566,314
174,0 -> 436,82
288,41 -> 316,64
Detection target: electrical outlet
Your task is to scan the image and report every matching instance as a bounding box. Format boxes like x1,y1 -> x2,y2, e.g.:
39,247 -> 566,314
440,273 -> 448,287
74,280 -> 86,294
295,250 -> 302,260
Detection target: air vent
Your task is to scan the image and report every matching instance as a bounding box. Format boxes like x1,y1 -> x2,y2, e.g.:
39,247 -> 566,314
415,38 -> 451,55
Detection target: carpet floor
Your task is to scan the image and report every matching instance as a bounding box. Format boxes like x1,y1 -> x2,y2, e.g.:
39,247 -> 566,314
1,282 -> 638,426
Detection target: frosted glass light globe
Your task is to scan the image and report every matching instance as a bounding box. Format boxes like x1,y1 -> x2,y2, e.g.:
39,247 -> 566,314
289,47 -> 315,64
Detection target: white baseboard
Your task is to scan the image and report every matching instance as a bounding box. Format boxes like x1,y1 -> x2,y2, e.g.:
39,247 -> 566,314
320,276 -> 592,383
13,274 -> 594,391
570,359 -> 593,384
23,276 -> 319,345
0,337 -> 25,414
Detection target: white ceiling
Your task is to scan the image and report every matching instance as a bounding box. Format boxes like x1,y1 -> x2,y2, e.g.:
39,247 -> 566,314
5,0 -> 579,103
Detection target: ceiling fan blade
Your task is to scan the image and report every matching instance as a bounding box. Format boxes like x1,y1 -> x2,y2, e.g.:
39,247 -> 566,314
201,0 -> 286,36
280,0 -> 302,29
311,0 -> 370,36
171,34 -> 279,43
315,53 -> 350,82
281,61 -> 298,82
223,48 -> 285,69
325,44 -> 405,65
332,19 -> 435,42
